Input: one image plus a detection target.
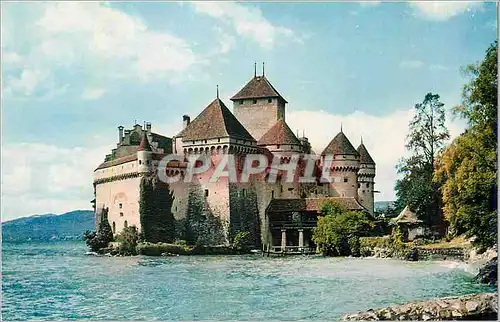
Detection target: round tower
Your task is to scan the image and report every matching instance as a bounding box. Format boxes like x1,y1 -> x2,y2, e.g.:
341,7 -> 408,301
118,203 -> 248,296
357,139 -> 376,215
137,131 -> 153,174
321,130 -> 360,198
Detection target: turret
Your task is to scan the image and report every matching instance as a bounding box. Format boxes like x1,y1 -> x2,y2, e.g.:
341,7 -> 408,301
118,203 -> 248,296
320,128 -> 360,198
357,138 -> 376,215
230,63 -> 288,141
137,131 -> 153,174
118,126 -> 124,144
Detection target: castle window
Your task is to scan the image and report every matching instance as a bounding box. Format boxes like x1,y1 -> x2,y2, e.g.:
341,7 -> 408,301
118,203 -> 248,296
119,203 -> 122,209
175,206 -> 178,212
277,145 -> 280,149
344,178 -> 348,183
268,98 -> 272,103
204,140 -> 207,144
240,100 -> 243,105
358,183 -> 360,188
139,160 -> 142,165
120,212 -> 123,217
271,190 -> 274,199
366,183 -> 369,188
252,99 -> 257,104
362,190 -> 365,193
280,186 -> 283,193
124,220 -> 128,228
218,138 -> 221,143
242,189 -> 246,197
112,222 -> 116,234
205,189 -> 209,197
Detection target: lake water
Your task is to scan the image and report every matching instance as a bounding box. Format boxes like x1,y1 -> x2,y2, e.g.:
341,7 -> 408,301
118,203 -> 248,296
2,241 -> 494,320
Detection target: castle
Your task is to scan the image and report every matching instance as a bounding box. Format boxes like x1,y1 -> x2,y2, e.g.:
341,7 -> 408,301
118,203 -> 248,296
92,67 -> 376,249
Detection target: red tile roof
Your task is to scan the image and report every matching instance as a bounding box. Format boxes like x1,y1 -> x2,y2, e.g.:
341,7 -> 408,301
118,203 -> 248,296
357,143 -> 375,165
257,118 -> 301,146
266,197 -> 366,213
230,76 -> 288,103
321,132 -> 359,156
138,131 -> 152,151
181,98 -> 255,141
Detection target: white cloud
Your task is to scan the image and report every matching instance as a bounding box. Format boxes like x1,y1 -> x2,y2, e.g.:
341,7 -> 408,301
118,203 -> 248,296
214,26 -> 236,54
409,1 -> 483,21
3,69 -> 50,96
286,107 -> 467,202
2,2 -> 201,98
1,141 -> 113,221
82,88 -> 106,100
2,51 -> 23,64
190,2 -> 300,49
399,60 -> 425,69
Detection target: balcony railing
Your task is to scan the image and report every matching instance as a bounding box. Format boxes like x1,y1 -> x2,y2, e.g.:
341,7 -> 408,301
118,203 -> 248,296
270,220 -> 317,229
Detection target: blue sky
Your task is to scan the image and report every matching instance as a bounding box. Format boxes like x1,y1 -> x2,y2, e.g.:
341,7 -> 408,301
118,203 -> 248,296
1,1 -> 497,220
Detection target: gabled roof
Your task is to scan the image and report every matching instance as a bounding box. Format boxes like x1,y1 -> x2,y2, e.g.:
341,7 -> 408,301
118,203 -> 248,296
181,98 -> 255,141
321,131 -> 359,156
230,76 -> 288,103
257,118 -> 301,146
357,142 -> 375,165
391,205 -> 422,224
138,131 -> 152,151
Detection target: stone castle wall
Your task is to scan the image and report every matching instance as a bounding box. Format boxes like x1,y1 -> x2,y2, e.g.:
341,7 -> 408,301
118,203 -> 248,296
233,97 -> 285,141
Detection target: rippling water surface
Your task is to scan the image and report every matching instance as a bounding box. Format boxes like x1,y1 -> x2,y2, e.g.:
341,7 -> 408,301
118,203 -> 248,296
2,241 -> 493,320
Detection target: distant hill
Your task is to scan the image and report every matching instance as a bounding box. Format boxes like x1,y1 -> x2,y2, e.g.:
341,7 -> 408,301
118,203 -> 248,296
2,210 -> 94,242
374,201 -> 396,212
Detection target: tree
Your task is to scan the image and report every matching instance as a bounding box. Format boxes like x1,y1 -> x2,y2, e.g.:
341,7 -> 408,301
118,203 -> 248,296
434,41 -> 497,250
83,219 -> 114,252
312,201 -> 374,256
139,175 -> 175,243
117,226 -> 139,255
395,93 -> 449,226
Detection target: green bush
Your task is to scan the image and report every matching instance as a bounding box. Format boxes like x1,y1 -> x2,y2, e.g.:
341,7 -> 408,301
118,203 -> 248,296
83,220 -> 114,252
233,231 -> 251,250
312,202 -> 374,256
116,226 -> 139,255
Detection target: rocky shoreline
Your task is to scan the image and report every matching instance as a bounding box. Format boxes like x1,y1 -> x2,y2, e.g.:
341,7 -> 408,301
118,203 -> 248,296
341,292 -> 498,321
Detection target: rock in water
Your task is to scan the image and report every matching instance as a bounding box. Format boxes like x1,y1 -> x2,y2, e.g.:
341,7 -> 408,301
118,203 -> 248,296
406,248 -> 419,261
476,257 -> 497,286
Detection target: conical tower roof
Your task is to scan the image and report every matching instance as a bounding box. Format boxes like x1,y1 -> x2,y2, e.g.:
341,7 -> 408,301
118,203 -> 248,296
321,131 -> 359,156
257,119 -> 301,146
138,131 -> 152,151
230,75 -> 288,103
182,98 -> 255,141
357,142 -> 375,165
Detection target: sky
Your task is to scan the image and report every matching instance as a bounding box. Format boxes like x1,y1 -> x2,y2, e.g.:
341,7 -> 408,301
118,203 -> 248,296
1,1 -> 497,221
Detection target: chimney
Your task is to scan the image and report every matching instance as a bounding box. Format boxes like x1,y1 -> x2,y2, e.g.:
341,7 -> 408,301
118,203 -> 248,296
183,115 -> 190,129
146,122 -> 152,133
118,126 -> 124,144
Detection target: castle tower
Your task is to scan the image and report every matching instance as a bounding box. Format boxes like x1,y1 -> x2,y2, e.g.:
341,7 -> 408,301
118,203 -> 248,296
230,64 -> 288,141
357,139 -> 376,215
257,118 -> 302,153
137,130 -> 153,174
321,130 -> 360,199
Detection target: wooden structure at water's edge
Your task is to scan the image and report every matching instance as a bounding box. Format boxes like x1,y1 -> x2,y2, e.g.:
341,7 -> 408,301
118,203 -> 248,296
262,244 -> 316,257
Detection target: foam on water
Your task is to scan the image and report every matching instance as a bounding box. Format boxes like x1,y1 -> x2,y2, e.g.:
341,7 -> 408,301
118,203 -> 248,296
2,241 -> 494,320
